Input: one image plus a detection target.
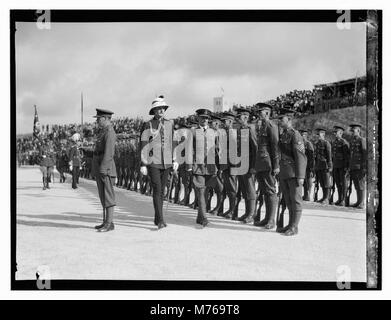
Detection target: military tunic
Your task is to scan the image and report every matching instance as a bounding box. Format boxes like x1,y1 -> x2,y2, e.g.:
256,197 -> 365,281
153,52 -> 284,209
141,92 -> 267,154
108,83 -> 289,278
140,117 -> 176,225
92,124 -> 117,208
314,139 -> 332,189
349,135 -> 366,191
279,127 -> 307,214
303,139 -> 314,200
331,137 -> 350,201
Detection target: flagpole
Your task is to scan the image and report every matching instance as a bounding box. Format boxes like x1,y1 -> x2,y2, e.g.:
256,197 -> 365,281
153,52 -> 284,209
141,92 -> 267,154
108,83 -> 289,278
81,92 -> 84,127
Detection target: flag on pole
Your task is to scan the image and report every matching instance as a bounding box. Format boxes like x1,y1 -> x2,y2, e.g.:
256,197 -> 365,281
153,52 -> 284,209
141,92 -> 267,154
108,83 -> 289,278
33,105 -> 41,139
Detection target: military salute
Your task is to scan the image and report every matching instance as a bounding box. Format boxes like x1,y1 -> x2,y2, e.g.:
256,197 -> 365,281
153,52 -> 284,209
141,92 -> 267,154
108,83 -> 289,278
92,108 -> 117,232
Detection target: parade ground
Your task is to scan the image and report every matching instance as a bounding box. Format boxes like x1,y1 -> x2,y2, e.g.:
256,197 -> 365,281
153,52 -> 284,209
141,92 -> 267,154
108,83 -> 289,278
15,166 -> 366,283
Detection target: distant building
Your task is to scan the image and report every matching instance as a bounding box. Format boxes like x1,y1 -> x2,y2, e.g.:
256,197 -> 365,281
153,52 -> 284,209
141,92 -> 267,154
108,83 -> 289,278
213,95 -> 230,113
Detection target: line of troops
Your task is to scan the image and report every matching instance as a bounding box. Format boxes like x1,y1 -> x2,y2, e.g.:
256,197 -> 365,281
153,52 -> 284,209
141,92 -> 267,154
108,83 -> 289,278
96,99 -> 366,235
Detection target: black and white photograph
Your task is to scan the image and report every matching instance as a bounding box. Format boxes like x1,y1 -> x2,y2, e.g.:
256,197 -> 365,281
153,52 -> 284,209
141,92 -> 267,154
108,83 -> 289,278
10,9 -> 381,291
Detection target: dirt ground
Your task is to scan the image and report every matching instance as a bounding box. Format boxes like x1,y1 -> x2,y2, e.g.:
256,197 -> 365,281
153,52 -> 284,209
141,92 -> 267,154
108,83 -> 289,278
15,166 -> 366,282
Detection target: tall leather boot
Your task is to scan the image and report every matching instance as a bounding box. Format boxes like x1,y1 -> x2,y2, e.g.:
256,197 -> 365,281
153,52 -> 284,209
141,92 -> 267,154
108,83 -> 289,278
210,192 -> 223,215
222,196 -> 235,219
98,207 -> 115,232
352,190 -> 364,209
42,177 -> 46,190
319,188 -> 329,204
217,195 -> 225,216
95,208 -> 106,229
254,196 -> 270,227
179,187 -> 189,206
284,211 -> 302,236
238,200 -> 255,224
232,197 -> 240,220
46,175 -> 50,189
277,210 -> 292,233
264,194 -> 277,229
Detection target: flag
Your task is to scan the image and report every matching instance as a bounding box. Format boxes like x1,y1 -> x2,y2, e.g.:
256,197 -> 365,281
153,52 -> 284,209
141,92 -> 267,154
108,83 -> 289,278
33,105 -> 41,138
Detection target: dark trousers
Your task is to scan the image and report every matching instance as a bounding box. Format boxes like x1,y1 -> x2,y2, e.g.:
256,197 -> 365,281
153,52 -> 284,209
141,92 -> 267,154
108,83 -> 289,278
193,174 -> 215,222
223,170 -> 238,199
303,170 -> 313,199
350,169 -> 365,191
333,168 -> 348,199
315,169 -> 331,189
256,170 -> 277,196
72,166 -> 80,188
96,174 -> 116,208
148,166 -> 170,224
280,178 -> 303,214
238,172 -> 256,200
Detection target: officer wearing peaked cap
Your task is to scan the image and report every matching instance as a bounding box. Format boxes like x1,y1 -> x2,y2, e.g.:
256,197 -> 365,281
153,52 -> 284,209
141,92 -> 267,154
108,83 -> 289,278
234,107 -> 258,223
299,129 -> 315,201
205,114 -> 225,215
314,127 -> 333,204
331,126 -> 350,206
348,124 -> 366,209
219,111 -> 239,219
277,111 -> 307,236
92,108 -> 117,232
252,102 -> 280,229
140,95 -> 179,229
186,108 -> 220,227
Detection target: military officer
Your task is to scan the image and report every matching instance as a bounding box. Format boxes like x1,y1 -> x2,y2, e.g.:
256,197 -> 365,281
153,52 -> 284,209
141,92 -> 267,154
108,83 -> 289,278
206,114 -> 225,215
69,139 -> 82,189
277,111 -> 307,236
186,108 -> 220,227
140,95 -> 178,229
348,124 -> 366,209
91,108 -> 117,232
235,107 -> 258,223
299,129 -> 315,201
220,111 -> 239,219
331,126 -> 350,206
314,127 -> 333,204
39,147 -> 56,190
252,103 -> 280,229
56,145 -> 69,183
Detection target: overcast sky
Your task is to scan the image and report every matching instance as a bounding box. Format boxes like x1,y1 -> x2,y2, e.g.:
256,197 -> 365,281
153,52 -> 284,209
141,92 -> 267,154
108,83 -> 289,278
15,22 -> 366,134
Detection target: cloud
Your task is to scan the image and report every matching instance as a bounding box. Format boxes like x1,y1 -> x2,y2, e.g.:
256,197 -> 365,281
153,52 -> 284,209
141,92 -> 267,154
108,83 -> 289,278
15,22 -> 366,134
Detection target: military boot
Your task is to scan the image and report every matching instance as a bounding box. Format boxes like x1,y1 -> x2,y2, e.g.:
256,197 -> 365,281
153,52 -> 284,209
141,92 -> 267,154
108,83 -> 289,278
352,190 -> 365,209
232,198 -> 240,220
284,211 -> 302,236
46,176 -> 50,189
95,208 -> 106,229
210,192 -> 223,215
217,196 -> 225,216
97,207 -> 114,232
277,207 -> 292,233
254,196 -> 270,227
42,177 -> 47,190
264,194 -> 277,229
222,196 -> 235,219
318,188 -> 329,204
239,200 -> 256,224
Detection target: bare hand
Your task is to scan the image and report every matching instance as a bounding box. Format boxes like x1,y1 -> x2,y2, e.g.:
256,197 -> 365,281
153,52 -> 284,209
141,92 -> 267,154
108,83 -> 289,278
297,178 -> 304,186
273,168 -> 280,176
172,161 -> 179,172
140,166 -> 148,176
